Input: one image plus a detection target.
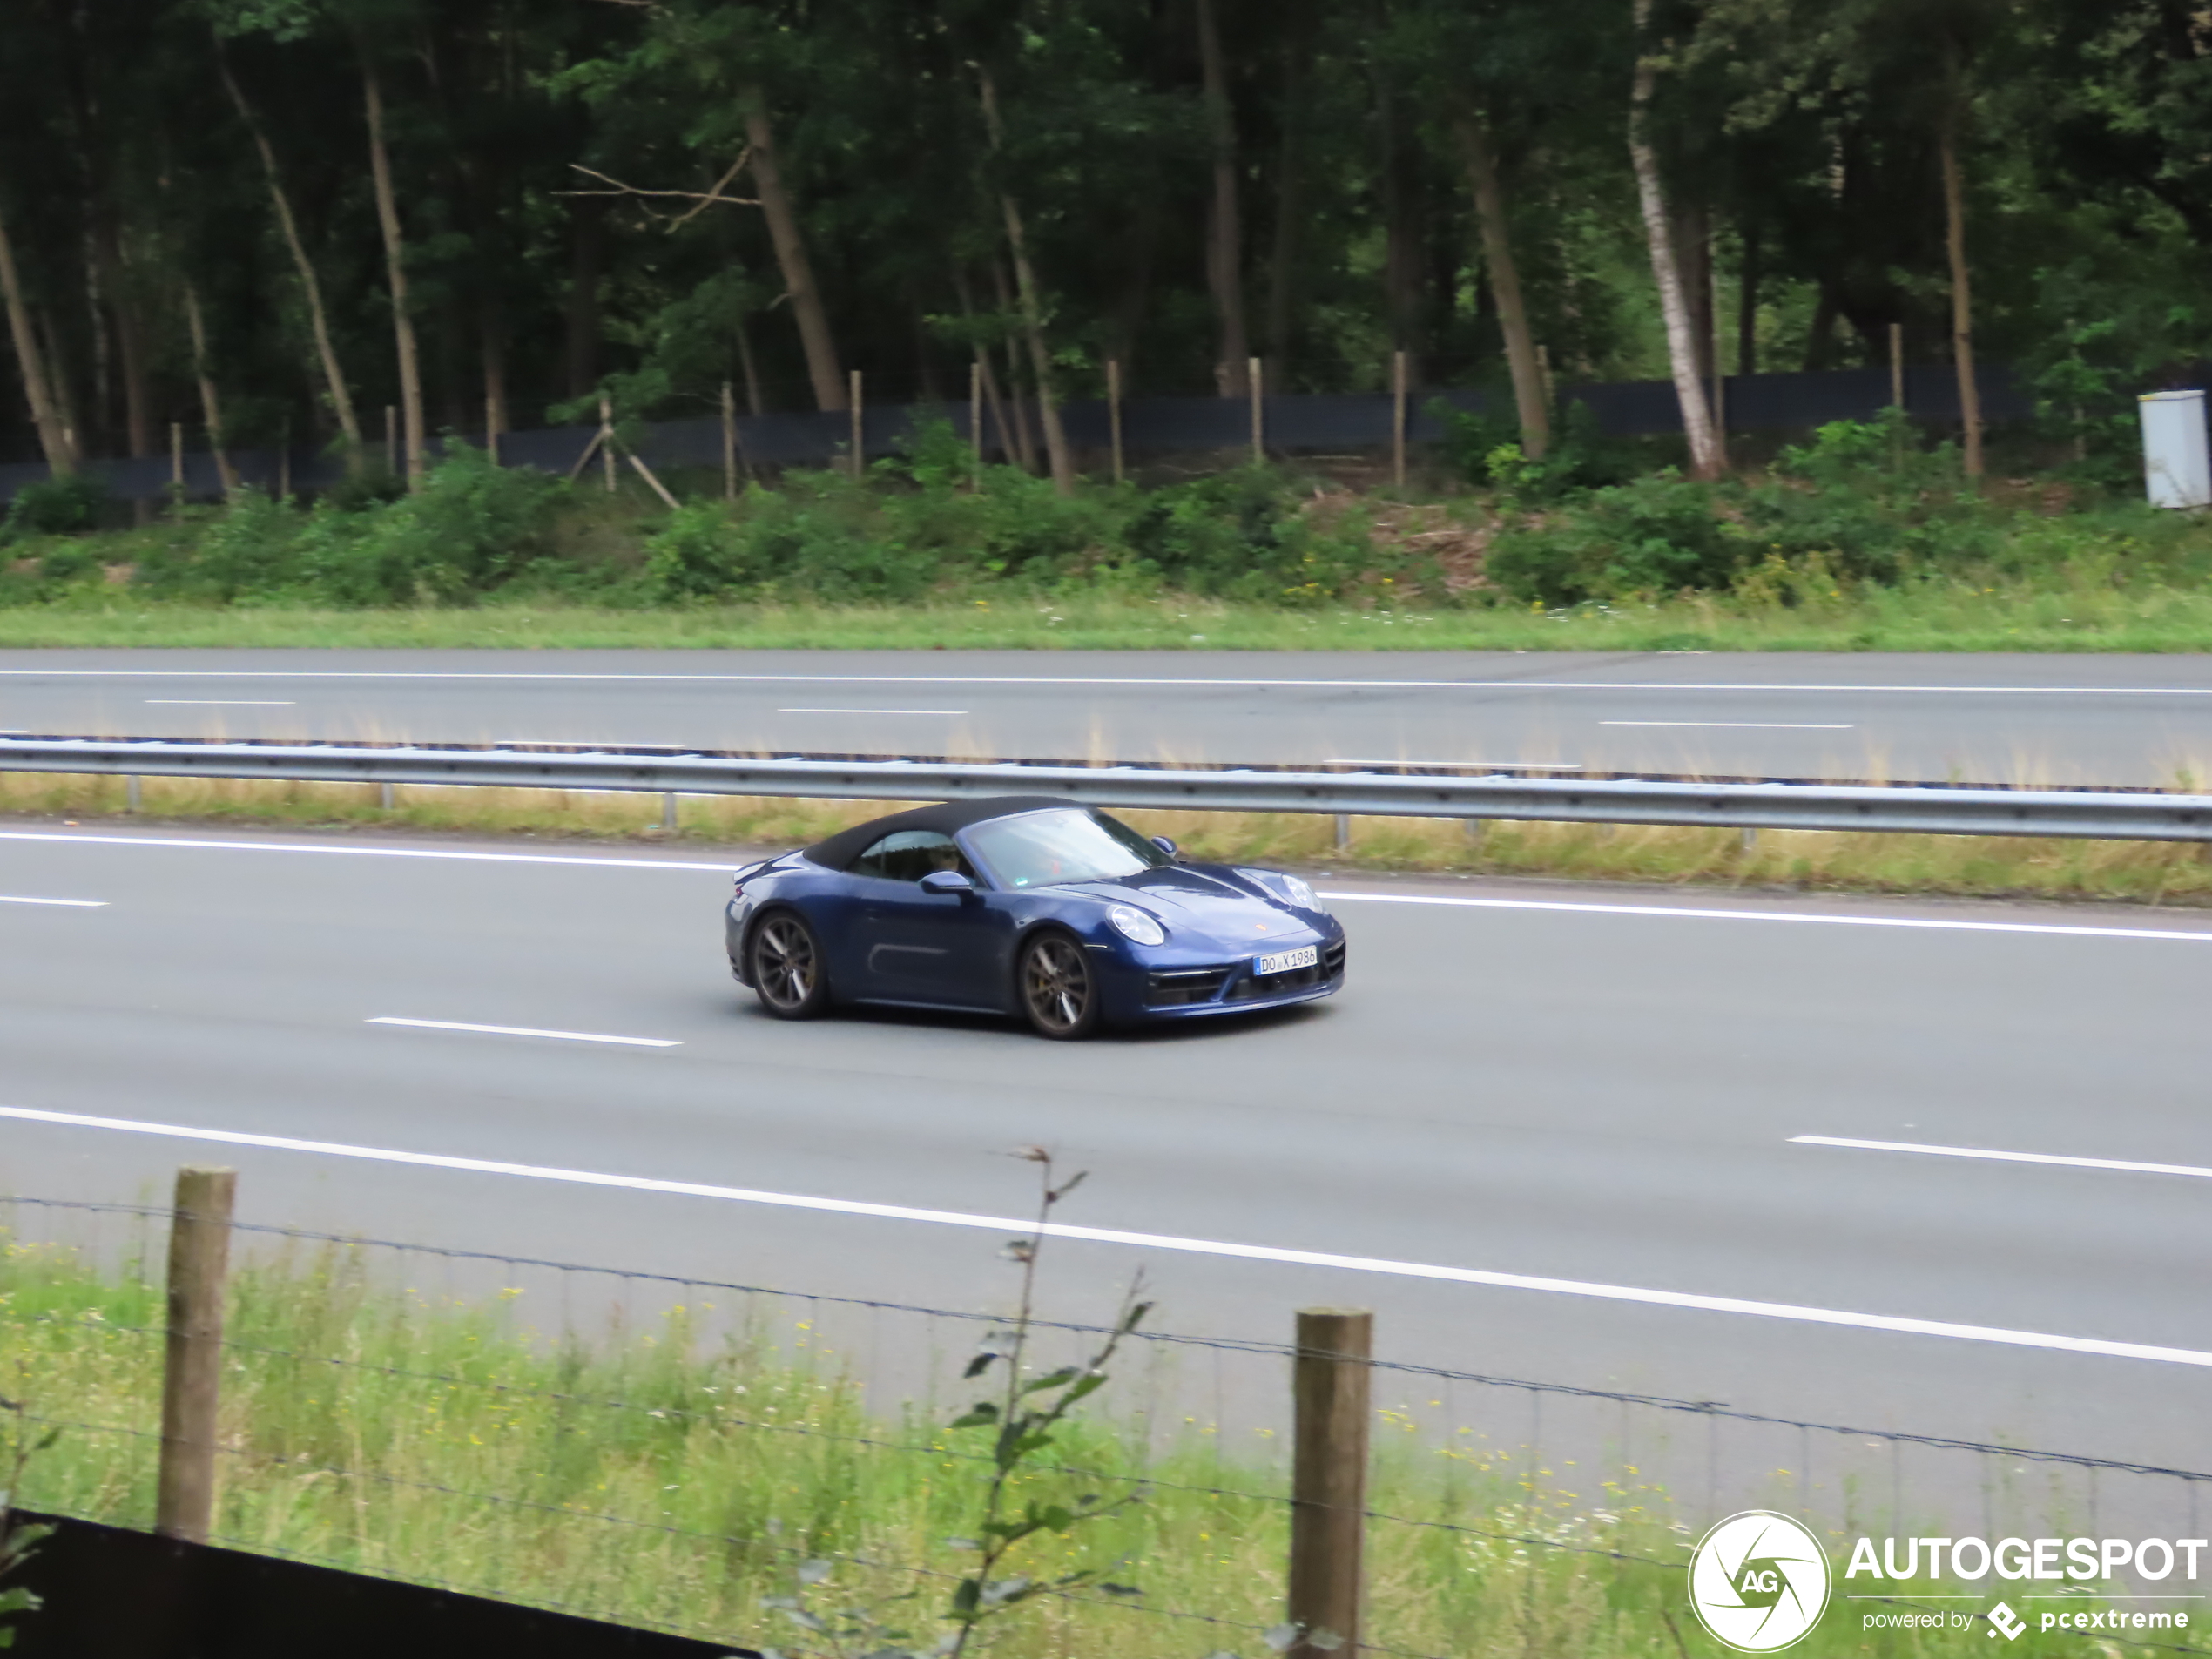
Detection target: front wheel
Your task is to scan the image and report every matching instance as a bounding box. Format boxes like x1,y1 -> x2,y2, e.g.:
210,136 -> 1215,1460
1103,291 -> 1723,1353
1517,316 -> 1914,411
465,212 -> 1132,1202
748,911 -> 832,1020
1018,932 -> 1099,1040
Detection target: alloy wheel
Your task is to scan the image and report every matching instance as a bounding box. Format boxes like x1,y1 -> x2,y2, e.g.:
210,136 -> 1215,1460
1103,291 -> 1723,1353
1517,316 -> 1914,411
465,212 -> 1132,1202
1022,934 -> 1093,1037
754,915 -> 818,1011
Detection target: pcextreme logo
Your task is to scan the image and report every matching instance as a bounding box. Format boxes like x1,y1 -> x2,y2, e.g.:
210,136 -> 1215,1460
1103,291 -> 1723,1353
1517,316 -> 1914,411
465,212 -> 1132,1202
1688,1510 -> 1834,1652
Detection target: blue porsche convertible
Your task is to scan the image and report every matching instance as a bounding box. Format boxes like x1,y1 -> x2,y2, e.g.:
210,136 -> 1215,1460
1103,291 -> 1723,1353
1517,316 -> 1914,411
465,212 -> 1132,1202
725,796 -> 1345,1038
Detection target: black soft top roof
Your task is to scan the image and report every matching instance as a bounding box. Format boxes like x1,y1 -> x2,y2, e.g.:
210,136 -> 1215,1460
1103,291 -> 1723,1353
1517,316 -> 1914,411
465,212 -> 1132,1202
801,796 -> 1082,872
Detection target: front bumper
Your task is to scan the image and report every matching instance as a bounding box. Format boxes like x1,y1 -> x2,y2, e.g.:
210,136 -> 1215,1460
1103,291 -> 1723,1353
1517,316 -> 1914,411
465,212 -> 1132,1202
1102,935 -> 1346,1024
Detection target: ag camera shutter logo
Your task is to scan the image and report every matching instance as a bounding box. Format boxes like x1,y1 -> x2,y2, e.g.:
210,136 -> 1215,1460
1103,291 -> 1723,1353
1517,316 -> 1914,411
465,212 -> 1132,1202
1688,1510 -> 1832,1652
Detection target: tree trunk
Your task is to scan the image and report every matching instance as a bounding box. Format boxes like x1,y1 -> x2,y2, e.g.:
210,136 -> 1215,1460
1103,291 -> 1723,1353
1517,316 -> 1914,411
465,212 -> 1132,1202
1457,113 -> 1548,461
1735,219 -> 1760,376
481,297 -> 508,443
181,280 -> 239,495
1939,89 -> 1982,479
745,92 -> 846,413
0,201 -> 75,475
1196,0 -> 1249,398
734,315 -> 764,416
1374,68 -> 1422,376
1264,41 -> 1303,387
36,307 -> 83,465
219,41 -> 362,461
361,56 -> 425,489
979,71 -> 1074,493
1629,0 -> 1723,478
983,260 -> 1038,471
565,198 -> 602,400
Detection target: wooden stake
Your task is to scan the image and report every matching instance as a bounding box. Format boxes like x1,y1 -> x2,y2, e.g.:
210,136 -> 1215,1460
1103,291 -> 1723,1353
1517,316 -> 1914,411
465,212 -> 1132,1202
485,392 -> 502,466
384,404 -> 396,475
598,396 -> 617,493
171,421 -> 184,492
1108,356 -> 1125,485
157,1165 -> 237,1545
278,421 -> 292,498
722,381 -> 739,501
624,449 -> 682,510
1391,350 -> 1408,489
1250,354 -> 1265,466
849,368 -> 864,479
1289,1308 -> 1371,1658
1889,322 -> 1905,411
968,360 -> 984,493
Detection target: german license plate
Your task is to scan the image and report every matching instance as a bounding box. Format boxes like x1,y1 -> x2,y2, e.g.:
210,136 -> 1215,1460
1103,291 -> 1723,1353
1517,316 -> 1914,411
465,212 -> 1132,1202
1254,945 -> 1318,976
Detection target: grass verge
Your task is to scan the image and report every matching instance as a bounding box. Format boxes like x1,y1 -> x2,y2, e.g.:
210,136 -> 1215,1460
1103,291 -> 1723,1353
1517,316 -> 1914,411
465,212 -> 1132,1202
0,1231 -> 2136,1657
8,772 -> 2212,909
11,579 -> 2212,651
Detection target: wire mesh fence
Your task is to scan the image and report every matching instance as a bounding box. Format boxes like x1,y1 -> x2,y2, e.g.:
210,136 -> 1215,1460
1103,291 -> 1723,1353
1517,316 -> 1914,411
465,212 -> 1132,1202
1,1189 -> 2206,1657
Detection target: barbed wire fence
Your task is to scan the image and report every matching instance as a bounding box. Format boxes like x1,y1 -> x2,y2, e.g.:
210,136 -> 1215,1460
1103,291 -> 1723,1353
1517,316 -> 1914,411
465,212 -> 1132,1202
1,1179 -> 2207,1658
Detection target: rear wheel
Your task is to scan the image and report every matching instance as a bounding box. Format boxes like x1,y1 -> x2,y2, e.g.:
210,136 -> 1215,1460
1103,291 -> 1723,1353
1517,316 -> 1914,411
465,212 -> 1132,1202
1018,931 -> 1098,1040
748,911 -> 831,1019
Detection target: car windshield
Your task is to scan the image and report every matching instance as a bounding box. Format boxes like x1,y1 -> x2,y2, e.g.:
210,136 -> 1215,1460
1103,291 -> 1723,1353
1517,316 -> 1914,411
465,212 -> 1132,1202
965,808 -> 1169,890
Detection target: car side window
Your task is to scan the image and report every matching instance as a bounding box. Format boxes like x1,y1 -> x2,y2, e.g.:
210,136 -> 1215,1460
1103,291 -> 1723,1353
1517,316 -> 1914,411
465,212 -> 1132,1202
850,829 -> 976,884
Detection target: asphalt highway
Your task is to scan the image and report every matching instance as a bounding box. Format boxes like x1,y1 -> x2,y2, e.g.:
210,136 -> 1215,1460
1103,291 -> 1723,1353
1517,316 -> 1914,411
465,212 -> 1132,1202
2,819 -> 2207,1532
9,648 -> 2212,784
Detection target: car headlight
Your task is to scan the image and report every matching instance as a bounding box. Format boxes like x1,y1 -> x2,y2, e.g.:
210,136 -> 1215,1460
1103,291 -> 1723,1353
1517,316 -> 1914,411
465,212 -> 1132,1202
1239,868 -> 1324,913
1107,903 -> 1166,946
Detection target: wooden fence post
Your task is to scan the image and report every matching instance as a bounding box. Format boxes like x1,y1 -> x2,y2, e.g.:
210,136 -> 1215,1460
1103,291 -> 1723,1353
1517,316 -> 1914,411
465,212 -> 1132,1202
1250,354 -> 1265,466
1889,322 -> 1905,412
486,393 -> 502,467
1289,1307 -> 1371,1657
170,422 -> 184,495
849,369 -> 865,480
1391,351 -> 1407,489
1108,356 -> 1125,485
157,1165 -> 236,1545
384,404 -> 397,476
598,396 -> 617,493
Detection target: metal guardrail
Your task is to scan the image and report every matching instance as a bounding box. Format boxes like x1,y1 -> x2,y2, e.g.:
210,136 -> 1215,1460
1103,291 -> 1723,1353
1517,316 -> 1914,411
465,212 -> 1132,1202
5,735 -> 2212,842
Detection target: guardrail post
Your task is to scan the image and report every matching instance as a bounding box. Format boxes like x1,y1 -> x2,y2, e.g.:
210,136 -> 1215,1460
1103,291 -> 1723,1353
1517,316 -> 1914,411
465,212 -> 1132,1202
126,775 -> 140,813
1333,813 -> 1352,853
157,1164 -> 236,1544
1289,1307 -> 1371,1657
662,792 -> 678,833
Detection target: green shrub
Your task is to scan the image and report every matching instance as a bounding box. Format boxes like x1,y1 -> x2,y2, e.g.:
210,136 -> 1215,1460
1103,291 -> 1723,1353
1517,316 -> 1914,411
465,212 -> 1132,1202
1487,472 -> 1755,605
3,475 -> 108,540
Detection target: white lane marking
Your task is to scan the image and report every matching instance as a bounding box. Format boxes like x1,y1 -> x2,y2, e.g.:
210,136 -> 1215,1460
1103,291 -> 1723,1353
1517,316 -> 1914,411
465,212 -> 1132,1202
4,830 -> 2205,941
0,831 -> 736,873
1794,1135 -> 2212,1181
779,707 -> 969,716
144,699 -> 297,706
1326,758 -> 1585,772
0,896 -> 105,907
1320,890 -> 2212,942
368,1017 -> 679,1048
1601,720 -> 1853,730
6,670 -> 2212,696
0,1102 -> 2202,1367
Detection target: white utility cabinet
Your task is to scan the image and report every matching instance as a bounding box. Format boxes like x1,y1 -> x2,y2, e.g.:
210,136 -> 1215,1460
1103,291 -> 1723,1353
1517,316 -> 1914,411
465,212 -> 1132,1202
2140,388 -> 2211,509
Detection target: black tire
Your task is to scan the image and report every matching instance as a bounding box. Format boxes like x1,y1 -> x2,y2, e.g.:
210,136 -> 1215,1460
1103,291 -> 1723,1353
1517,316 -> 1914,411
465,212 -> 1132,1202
747,910 -> 832,1020
1017,931 -> 1099,1041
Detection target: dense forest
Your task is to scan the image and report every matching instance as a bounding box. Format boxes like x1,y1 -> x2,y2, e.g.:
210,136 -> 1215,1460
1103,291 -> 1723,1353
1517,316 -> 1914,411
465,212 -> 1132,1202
1,0 -> 2207,490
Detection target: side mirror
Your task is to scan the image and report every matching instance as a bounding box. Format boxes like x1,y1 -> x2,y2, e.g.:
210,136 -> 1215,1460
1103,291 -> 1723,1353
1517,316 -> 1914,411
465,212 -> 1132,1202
1151,836 -> 1177,857
920,869 -> 976,896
